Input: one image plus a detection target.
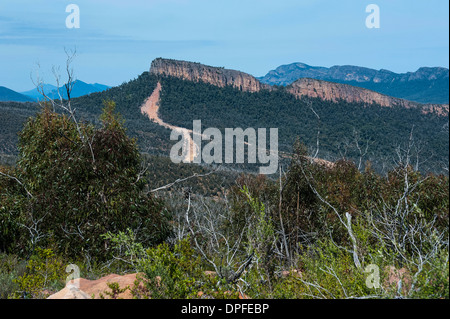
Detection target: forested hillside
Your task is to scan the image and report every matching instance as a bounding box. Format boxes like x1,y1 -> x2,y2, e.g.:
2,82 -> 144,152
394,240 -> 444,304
0,102 -> 39,155
157,75 -> 449,174
1,71 -> 448,175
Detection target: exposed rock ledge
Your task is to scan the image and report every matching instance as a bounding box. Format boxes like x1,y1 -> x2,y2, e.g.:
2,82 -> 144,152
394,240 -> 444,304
287,78 -> 449,116
47,273 -> 141,299
149,58 -> 449,117
150,58 -> 271,93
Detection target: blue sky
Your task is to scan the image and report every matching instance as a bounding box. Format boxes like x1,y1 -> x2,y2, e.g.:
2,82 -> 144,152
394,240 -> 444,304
0,0 -> 448,91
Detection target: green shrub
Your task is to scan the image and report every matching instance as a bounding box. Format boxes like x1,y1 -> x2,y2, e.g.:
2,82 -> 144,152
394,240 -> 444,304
272,240 -> 374,299
0,253 -> 26,298
2,102 -> 170,260
99,281 -> 130,299
136,238 -> 204,299
101,228 -> 147,272
134,237 -> 242,299
0,272 -> 18,299
11,248 -> 66,299
410,248 -> 449,299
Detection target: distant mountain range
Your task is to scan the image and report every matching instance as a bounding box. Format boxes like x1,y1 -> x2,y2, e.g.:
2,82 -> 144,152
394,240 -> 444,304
0,86 -> 34,102
258,63 -> 449,104
19,84 -> 59,100
0,80 -> 110,102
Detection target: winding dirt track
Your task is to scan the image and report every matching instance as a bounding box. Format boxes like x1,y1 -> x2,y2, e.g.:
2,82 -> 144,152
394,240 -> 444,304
140,82 -> 333,169
140,82 -> 200,163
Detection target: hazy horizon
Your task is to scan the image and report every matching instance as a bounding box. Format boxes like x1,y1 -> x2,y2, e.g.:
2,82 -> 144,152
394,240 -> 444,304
1,0 -> 448,92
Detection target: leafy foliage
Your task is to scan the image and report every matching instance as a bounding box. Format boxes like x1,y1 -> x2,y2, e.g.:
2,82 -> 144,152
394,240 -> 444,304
1,102 -> 170,260
136,238 -> 204,299
11,248 -> 66,299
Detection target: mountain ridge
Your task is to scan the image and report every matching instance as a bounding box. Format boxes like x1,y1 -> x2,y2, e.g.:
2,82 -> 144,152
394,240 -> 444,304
19,84 -> 58,100
22,80 -> 110,100
287,78 -> 449,116
1,81 -> 110,102
258,62 -> 449,104
149,58 -> 449,117
0,86 -> 35,102
150,58 -> 271,93
1,67 -> 448,174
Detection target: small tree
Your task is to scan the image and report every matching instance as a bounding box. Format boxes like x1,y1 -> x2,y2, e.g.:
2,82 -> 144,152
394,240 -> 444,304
5,101 -> 170,261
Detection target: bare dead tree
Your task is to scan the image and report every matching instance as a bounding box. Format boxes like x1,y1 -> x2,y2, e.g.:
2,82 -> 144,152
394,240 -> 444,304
148,169 -> 217,193
307,100 -> 321,159
337,128 -> 372,171
21,212 -> 48,250
338,136 -> 352,159
367,137 -> 448,297
297,159 -> 362,269
392,125 -> 434,173
368,174 -> 447,297
184,192 -> 254,285
31,48 -> 96,165
277,165 -> 291,265
353,128 -> 371,171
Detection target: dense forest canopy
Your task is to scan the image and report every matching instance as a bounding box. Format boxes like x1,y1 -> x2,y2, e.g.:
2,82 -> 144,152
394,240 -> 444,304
157,75 -> 449,174
1,72 -> 448,175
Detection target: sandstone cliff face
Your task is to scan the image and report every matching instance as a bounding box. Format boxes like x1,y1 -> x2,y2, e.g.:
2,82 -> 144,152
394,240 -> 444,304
287,78 -> 449,116
150,58 -> 270,93
149,58 -> 448,116
288,78 -> 402,107
259,63 -> 449,105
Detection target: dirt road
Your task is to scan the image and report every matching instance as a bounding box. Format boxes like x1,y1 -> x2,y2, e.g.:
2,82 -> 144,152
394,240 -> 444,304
140,82 -> 200,162
140,82 -> 331,168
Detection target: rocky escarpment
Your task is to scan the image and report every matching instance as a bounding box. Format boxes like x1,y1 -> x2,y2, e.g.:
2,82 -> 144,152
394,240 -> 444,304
150,58 -> 271,93
287,78 -> 449,116
149,58 -> 449,116
259,63 -> 449,105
